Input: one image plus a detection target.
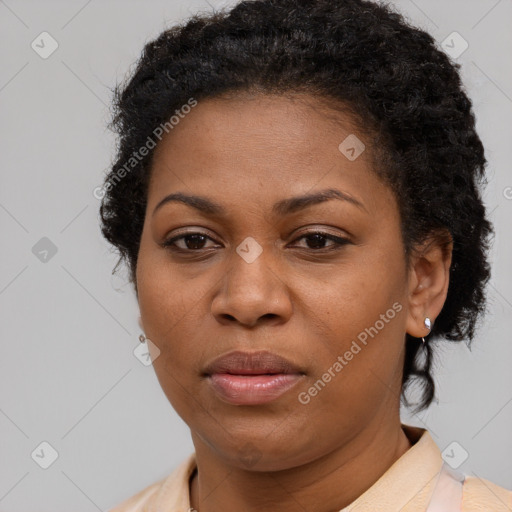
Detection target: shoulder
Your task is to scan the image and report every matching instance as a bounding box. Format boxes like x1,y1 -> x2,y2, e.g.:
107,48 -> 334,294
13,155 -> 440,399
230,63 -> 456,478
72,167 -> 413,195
107,453 -> 197,512
107,479 -> 163,512
462,475 -> 512,511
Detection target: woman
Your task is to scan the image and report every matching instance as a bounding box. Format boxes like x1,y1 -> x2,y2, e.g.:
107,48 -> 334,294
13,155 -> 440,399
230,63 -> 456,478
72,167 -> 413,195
100,0 -> 511,510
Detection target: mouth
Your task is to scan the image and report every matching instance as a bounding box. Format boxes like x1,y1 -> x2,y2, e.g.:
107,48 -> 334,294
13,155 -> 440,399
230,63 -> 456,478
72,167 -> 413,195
204,350 -> 305,405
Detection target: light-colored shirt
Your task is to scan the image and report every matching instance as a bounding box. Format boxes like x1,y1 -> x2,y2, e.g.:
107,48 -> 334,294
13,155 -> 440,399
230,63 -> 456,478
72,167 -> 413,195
108,424 -> 512,511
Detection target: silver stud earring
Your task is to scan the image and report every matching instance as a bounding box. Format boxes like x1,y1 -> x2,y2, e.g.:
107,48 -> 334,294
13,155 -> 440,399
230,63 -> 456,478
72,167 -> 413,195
422,317 -> 432,344
139,334 -> 146,343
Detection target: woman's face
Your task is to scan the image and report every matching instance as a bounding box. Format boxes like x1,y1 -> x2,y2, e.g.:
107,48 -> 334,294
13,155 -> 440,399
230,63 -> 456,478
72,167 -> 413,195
136,93 -> 415,470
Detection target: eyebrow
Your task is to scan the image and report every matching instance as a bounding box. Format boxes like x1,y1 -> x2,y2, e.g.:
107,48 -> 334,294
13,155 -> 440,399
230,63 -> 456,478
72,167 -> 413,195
152,188 -> 367,218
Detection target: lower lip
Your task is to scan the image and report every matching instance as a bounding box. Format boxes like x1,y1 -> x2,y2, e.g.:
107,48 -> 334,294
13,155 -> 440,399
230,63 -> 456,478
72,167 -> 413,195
208,373 -> 303,405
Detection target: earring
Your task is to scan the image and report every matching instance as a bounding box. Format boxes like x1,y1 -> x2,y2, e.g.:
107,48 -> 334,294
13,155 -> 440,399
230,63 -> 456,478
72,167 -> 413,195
139,334 -> 146,343
422,317 -> 432,344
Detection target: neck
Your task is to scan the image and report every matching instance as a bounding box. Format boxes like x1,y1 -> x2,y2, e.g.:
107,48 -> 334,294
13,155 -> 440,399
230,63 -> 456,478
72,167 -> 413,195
189,420 -> 413,512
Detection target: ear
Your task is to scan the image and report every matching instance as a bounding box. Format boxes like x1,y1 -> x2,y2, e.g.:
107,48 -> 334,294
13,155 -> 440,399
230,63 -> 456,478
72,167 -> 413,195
405,229 -> 453,338
138,315 -> 145,332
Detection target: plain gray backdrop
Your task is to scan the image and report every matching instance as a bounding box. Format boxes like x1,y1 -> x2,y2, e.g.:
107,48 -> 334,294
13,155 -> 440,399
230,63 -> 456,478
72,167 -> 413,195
1,0 -> 511,510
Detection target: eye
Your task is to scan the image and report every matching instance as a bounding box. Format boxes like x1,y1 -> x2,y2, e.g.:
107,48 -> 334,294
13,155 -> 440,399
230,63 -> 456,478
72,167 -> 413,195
289,231 -> 351,251
162,232 -> 220,252
161,229 -> 351,254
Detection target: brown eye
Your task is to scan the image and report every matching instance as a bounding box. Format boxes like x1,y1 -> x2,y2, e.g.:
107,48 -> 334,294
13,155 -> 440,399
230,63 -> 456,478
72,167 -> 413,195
162,232 -> 219,251
291,231 -> 351,250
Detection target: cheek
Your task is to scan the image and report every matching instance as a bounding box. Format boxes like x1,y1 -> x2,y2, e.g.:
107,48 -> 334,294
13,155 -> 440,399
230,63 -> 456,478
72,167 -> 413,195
137,256 -> 205,420
136,242 -> 199,365
302,250 -> 405,338
293,244 -> 407,400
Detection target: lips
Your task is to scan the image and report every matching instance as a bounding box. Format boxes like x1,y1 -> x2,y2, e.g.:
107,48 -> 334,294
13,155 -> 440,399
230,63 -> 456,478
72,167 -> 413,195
204,350 -> 305,405
204,350 -> 302,376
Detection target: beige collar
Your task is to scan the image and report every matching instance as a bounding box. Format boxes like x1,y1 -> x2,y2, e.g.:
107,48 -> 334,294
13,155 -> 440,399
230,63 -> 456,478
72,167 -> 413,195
149,424 -> 443,512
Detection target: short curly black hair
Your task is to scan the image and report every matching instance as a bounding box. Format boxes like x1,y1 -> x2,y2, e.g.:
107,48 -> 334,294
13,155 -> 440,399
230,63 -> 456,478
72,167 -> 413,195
99,0 -> 493,412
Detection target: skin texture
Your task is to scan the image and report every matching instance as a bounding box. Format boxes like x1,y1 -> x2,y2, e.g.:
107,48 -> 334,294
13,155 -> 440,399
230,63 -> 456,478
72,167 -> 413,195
136,93 -> 452,512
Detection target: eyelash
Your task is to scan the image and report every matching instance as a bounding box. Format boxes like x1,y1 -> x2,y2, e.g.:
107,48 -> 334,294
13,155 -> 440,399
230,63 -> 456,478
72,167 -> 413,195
161,230 -> 351,254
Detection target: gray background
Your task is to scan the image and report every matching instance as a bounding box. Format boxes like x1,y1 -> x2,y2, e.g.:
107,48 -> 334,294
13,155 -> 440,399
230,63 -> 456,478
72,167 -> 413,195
0,0 -> 511,510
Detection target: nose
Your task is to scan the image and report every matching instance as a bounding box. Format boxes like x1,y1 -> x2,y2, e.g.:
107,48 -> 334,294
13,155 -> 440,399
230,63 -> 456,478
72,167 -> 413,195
211,246 -> 293,328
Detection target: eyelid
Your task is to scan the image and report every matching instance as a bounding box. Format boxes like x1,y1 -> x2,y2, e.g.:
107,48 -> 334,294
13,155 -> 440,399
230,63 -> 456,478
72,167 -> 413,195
287,224 -> 353,241
162,228 -> 352,253
163,226 -> 220,241
287,231 -> 351,248
162,230 -> 221,248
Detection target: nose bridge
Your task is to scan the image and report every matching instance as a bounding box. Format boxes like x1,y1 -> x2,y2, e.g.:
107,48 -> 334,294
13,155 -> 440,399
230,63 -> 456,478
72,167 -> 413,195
227,236 -> 278,300
211,236 -> 291,325
231,237 -> 274,293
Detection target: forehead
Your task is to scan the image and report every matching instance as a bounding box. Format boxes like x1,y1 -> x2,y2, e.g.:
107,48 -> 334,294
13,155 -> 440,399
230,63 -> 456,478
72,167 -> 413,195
148,93 -> 392,218
152,93 -> 361,165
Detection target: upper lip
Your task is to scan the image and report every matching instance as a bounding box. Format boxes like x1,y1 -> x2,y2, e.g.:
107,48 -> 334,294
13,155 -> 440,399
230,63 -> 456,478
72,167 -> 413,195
204,350 -> 303,376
